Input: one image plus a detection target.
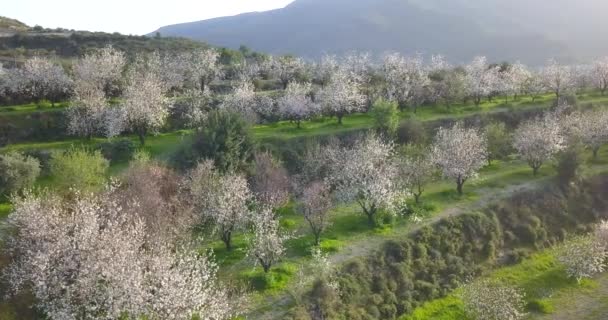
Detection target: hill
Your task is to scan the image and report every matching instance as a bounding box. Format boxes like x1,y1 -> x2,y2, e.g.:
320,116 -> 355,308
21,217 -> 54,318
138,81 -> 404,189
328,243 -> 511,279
0,19 -> 209,65
153,0 -> 606,64
0,16 -> 28,33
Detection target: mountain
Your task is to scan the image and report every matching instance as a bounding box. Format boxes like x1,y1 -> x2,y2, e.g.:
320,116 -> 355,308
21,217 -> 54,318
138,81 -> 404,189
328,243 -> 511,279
151,0 -> 604,65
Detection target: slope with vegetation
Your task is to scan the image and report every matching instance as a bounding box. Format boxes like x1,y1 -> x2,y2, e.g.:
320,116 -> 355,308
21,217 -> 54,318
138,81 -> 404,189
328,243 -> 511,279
2,40 -> 608,320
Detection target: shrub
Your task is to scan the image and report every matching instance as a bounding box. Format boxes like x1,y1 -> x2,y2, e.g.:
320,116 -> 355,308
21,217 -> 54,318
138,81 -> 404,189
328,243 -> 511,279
484,121 -> 513,165
50,148 -> 109,193
370,99 -> 399,137
0,152 -> 41,197
397,118 -> 427,145
305,176 -> 608,319
527,299 -> 554,314
23,150 -> 52,176
555,144 -> 584,186
174,110 -> 255,173
97,139 -> 136,164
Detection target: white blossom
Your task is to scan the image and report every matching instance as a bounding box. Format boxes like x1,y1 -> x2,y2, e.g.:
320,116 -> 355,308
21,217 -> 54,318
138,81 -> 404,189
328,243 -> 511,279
523,71 -> 546,102
318,68 -> 366,124
298,181 -> 333,245
513,113 -> 565,175
186,49 -> 222,92
220,81 -> 259,123
595,220 -> 608,250
315,54 -> 339,86
563,109 -> 608,158
465,56 -> 500,105
277,82 -> 320,127
247,207 -> 289,273
17,57 -> 72,104
187,161 -> 252,250
558,235 -> 607,283
382,53 -> 429,110
269,55 -> 307,89
461,279 -> 527,320
72,46 -> 125,95
398,150 -> 435,204
121,57 -> 169,145
541,59 -> 573,99
326,134 -> 402,224
4,188 -> 240,320
592,57 -> 608,95
431,123 -> 487,194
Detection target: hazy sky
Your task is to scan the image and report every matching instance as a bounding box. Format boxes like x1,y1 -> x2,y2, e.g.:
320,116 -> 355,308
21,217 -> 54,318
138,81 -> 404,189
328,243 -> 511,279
3,0 -> 296,35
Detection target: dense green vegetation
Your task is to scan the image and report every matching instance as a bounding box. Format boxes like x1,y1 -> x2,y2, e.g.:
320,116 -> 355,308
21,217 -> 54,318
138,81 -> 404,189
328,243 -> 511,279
403,248 -> 608,320
294,174 -> 608,319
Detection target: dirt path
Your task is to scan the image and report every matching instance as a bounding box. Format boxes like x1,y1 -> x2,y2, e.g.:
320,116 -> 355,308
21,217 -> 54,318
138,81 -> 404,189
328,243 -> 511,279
249,178 -> 549,319
328,178 -> 544,265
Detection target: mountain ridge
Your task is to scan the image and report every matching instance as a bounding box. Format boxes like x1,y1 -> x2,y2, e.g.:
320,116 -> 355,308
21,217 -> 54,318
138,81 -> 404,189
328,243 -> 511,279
153,0 -> 599,64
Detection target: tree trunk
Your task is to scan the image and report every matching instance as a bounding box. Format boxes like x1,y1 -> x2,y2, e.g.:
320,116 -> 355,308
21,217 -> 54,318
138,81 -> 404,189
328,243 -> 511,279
360,202 -> 376,226
296,120 -> 301,129
259,259 -> 271,273
138,132 -> 146,146
366,211 -> 375,225
200,78 -> 206,93
533,166 -> 539,176
313,232 -> 321,246
221,231 -> 232,251
593,147 -> 600,159
337,114 -> 344,125
456,176 -> 465,195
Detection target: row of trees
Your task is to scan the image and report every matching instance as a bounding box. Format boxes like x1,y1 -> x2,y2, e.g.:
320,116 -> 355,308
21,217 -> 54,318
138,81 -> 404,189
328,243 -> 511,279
3,48 -> 608,145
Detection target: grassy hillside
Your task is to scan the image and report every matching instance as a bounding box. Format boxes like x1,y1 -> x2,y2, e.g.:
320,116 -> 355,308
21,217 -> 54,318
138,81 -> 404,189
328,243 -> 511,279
0,16 -> 28,32
404,249 -> 608,320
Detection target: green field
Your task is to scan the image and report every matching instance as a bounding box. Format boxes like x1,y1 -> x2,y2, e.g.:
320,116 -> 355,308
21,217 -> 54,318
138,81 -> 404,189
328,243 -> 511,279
2,90 -> 608,319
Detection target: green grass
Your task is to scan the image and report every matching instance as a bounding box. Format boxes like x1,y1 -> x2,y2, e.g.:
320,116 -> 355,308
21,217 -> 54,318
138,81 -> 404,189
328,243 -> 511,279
7,91 -> 608,155
241,263 -> 298,294
0,101 -> 68,115
403,294 -> 467,320
402,250 -> 597,320
0,203 -> 12,219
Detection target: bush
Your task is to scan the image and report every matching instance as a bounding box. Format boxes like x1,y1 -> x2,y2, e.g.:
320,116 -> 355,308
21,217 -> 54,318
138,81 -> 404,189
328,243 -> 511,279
174,110 -> 255,173
370,99 -> 399,137
50,148 -> 109,193
305,176 -> 608,319
23,150 -> 52,176
0,152 -> 41,197
485,121 -> 513,165
97,139 -> 136,164
555,144 -> 584,186
527,299 -> 554,314
397,119 -> 427,145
